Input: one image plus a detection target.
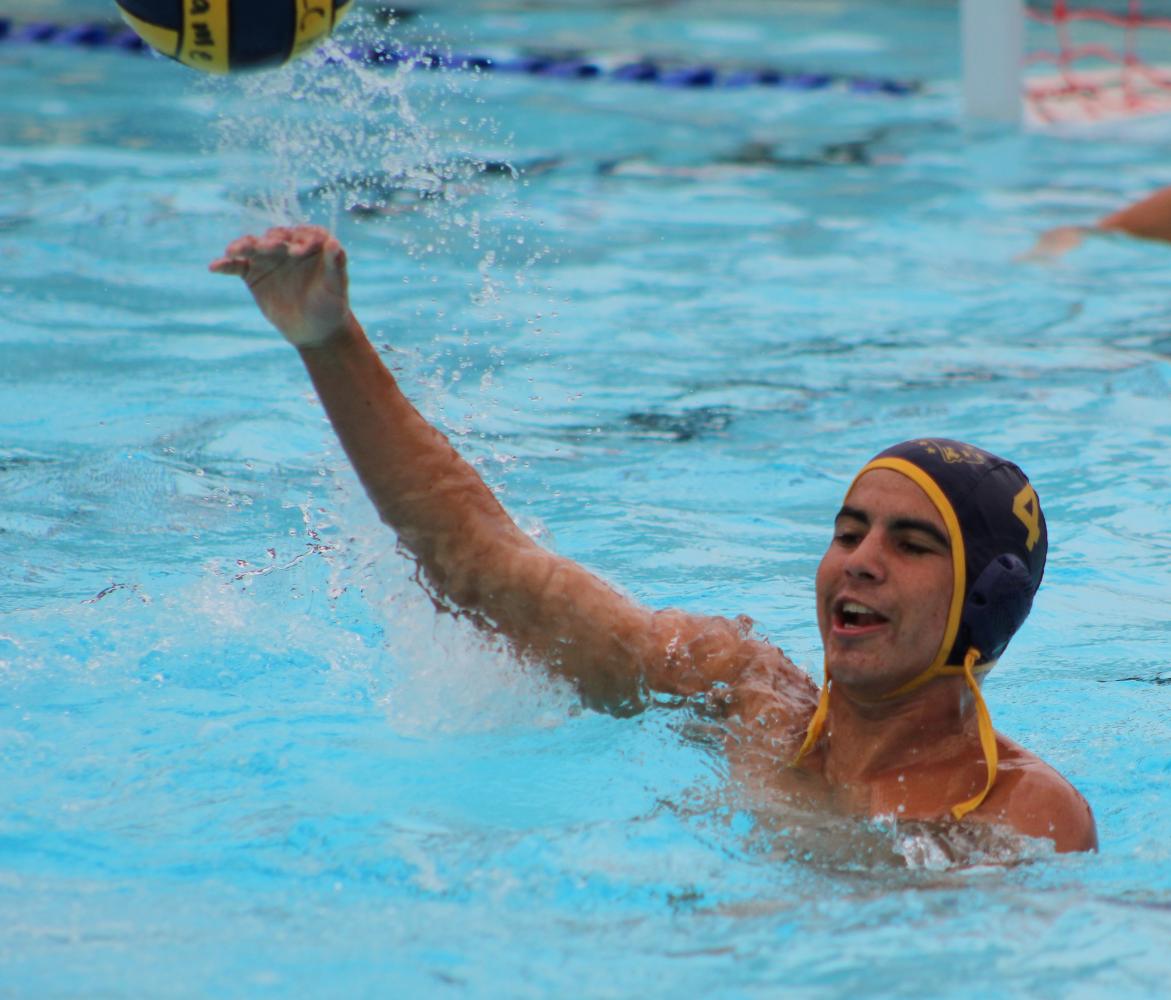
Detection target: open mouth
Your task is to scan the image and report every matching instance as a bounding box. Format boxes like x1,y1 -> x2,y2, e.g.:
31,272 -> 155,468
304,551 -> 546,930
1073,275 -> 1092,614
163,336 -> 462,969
834,599 -> 889,630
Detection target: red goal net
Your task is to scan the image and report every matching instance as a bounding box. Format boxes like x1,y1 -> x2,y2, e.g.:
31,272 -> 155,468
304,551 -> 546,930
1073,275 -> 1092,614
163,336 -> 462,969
1026,2 -> 1171,122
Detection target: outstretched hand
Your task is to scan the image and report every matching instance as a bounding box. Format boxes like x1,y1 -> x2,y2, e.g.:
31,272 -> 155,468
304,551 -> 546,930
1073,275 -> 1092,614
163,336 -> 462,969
210,225 -> 351,347
1018,225 -> 1088,262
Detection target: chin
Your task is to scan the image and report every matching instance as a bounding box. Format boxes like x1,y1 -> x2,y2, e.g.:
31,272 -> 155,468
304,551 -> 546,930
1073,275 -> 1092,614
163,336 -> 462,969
825,654 -> 880,687
827,653 -> 912,695
829,665 -> 885,693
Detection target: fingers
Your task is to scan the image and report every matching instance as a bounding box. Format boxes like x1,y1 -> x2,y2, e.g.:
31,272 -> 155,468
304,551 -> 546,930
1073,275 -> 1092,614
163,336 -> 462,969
209,225 -> 337,275
208,256 -> 248,275
286,225 -> 332,258
324,237 -> 347,276
209,232 -> 257,274
209,232 -> 263,276
256,225 -> 329,260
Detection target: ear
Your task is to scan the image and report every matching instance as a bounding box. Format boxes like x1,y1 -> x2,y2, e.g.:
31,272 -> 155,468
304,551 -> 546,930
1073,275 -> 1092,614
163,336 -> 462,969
961,553 -> 1034,660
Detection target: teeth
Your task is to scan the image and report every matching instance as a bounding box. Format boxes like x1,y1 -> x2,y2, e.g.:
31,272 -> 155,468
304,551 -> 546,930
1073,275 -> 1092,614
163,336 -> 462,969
842,601 -> 876,615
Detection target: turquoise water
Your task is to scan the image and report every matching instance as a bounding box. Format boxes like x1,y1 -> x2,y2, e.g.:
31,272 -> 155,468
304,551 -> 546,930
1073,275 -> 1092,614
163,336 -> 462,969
3,1 -> 1171,996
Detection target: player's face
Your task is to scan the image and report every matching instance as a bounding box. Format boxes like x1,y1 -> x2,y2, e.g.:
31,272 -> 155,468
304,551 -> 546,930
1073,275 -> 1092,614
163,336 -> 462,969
815,469 -> 954,697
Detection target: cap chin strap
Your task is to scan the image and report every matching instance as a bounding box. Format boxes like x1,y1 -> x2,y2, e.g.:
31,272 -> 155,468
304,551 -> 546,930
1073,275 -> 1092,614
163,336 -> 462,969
792,646 -> 999,821
793,665 -> 832,764
945,647 -> 999,820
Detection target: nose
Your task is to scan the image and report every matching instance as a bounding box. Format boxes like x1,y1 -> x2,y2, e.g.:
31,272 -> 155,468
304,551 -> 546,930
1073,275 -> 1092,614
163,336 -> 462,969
843,531 -> 886,583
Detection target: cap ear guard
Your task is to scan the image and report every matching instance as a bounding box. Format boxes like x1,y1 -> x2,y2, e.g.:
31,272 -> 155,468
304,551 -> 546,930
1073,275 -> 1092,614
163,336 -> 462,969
957,553 -> 1034,663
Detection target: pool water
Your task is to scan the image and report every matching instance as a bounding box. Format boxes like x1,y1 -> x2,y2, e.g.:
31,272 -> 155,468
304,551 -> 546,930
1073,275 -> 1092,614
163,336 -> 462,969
2,1 -> 1171,996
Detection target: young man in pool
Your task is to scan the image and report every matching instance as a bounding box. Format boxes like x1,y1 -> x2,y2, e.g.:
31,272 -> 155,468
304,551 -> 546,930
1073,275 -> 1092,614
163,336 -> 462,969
211,225 -> 1098,854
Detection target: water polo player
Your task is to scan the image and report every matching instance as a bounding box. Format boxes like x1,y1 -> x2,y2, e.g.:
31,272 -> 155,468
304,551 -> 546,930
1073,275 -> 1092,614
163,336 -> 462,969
211,225 -> 1097,854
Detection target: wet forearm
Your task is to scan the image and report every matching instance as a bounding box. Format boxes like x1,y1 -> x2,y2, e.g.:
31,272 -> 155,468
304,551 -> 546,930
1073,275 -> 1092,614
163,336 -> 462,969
296,312 -> 530,604
292,312 -> 744,712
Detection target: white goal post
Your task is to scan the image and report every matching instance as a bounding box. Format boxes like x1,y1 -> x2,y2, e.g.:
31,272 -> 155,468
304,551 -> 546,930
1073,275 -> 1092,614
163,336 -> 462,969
962,0 -> 1026,123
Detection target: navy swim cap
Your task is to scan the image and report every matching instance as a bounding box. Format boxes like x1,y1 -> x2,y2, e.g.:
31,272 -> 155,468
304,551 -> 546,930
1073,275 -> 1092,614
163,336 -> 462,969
863,438 -> 1046,674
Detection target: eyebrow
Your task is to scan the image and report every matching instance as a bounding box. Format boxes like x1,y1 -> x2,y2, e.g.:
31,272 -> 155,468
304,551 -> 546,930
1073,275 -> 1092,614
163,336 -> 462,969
835,505 -> 951,551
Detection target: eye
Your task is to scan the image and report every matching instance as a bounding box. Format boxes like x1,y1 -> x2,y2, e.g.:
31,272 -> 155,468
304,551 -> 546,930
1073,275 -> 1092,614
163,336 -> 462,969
834,529 -> 861,547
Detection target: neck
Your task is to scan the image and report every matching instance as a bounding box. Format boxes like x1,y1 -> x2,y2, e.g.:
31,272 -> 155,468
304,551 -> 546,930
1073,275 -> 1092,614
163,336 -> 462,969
821,674 -> 979,786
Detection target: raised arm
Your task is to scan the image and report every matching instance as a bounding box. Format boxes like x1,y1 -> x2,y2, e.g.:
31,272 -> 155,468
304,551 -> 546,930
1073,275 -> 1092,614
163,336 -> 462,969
210,226 -> 796,712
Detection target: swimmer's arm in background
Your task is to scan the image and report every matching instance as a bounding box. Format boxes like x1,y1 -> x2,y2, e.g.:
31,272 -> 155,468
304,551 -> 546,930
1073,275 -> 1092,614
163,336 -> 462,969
210,226 -> 801,713
1096,183 -> 1171,241
1023,184 -> 1171,259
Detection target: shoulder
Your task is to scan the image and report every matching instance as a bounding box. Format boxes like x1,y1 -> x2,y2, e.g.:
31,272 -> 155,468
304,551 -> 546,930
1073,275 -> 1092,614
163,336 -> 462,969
984,738 -> 1098,853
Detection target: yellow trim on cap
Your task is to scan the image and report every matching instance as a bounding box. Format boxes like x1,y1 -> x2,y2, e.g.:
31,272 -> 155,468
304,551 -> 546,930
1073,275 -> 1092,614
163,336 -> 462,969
856,456 -> 967,693
117,8 -> 179,57
180,0 -> 230,75
291,0 -> 337,60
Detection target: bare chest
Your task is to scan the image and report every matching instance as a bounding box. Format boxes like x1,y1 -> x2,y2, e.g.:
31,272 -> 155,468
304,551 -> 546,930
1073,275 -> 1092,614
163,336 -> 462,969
724,730 -> 990,824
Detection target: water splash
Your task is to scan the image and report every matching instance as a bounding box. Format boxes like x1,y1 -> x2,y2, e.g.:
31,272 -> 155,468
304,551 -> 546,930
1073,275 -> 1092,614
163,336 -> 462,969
203,6 -> 563,492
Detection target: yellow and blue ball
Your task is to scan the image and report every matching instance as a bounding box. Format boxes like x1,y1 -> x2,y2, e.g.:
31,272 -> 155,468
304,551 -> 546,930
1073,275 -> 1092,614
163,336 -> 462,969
115,0 -> 353,74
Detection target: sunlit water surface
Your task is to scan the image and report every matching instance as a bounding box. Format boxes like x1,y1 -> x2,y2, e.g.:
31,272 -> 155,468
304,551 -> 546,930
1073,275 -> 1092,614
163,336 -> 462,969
2,2 -> 1170,996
